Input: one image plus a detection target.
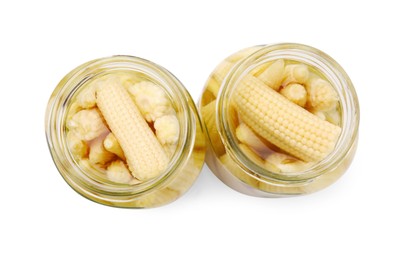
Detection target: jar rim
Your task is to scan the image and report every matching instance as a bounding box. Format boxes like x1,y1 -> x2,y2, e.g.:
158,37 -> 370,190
45,55 -> 197,197
216,43 -> 360,182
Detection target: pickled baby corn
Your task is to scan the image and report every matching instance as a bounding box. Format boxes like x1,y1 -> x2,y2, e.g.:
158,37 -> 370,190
282,64 -> 310,86
279,83 -> 307,107
306,76 -> 338,111
96,77 -> 169,180
257,59 -> 285,91
233,74 -> 341,162
103,133 -> 125,161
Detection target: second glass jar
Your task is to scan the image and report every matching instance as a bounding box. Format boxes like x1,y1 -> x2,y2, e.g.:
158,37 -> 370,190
199,43 -> 360,197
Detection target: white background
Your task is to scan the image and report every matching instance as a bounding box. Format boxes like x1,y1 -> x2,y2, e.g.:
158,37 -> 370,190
1,0 -> 409,259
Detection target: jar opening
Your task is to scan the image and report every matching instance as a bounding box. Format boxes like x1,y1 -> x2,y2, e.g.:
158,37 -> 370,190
217,43 -> 360,183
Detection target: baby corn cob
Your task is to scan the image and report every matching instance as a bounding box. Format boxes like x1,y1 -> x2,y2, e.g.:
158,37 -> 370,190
257,59 -> 285,91
306,76 -> 338,111
279,83 -> 307,107
236,123 -> 271,156
233,75 -> 341,162
103,133 -> 125,161
265,152 -> 313,173
282,64 -> 309,86
96,77 -> 169,180
238,144 -> 265,168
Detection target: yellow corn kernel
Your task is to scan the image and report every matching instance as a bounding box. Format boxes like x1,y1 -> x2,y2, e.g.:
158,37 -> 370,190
279,83 -> 307,107
282,64 -> 310,86
103,133 -> 125,161
306,76 -> 338,111
200,100 -> 225,156
96,77 -> 169,180
106,160 -> 134,184
236,123 -> 271,156
66,131 -> 88,159
257,59 -> 285,91
233,74 -> 341,162
89,134 -> 116,167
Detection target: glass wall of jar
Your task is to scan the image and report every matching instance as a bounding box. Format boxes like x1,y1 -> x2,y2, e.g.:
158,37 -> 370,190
199,43 -> 359,197
46,56 -> 205,208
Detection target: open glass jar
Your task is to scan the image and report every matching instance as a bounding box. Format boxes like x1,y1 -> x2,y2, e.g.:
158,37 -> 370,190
199,43 -> 359,197
46,56 -> 205,208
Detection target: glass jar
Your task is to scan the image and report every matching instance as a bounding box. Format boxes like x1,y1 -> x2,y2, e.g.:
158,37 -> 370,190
199,43 -> 359,197
45,56 -> 205,208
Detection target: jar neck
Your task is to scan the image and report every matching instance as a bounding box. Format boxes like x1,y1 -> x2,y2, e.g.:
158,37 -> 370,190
48,55 -> 195,196
216,43 -> 360,182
